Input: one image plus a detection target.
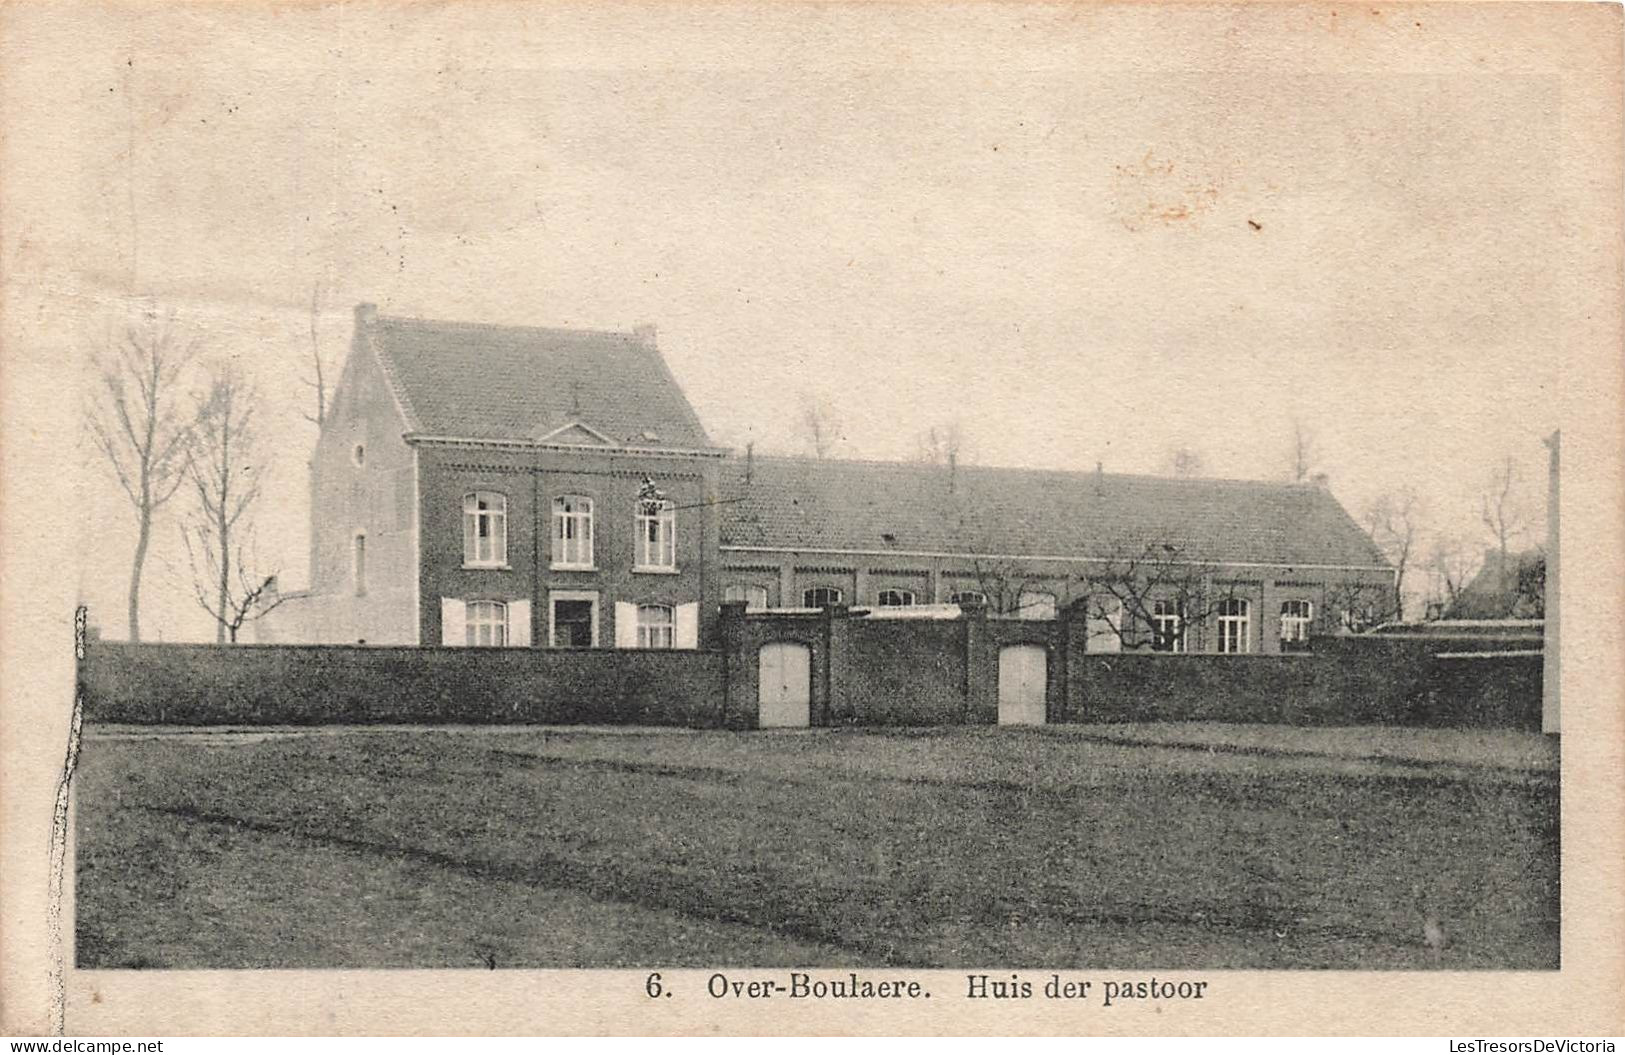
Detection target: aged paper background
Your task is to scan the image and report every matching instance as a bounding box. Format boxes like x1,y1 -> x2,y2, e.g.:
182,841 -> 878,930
2,0 -> 1621,1036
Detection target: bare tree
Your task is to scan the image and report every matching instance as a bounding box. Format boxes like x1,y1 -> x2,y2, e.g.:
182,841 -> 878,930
1322,577 -> 1394,633
86,316 -> 196,641
180,363 -> 282,642
914,420 -> 968,467
179,530 -> 288,643
1513,548 -> 1546,619
1164,446 -> 1206,478
1479,455 -> 1532,612
958,555 -> 1047,617
299,283 -> 329,427
1424,534 -> 1480,618
797,391 -> 843,459
1363,486 -> 1423,621
1285,418 -> 1320,484
1079,539 -> 1243,652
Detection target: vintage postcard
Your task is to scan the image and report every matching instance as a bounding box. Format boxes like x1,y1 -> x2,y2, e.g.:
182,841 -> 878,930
1,0 -> 1621,1038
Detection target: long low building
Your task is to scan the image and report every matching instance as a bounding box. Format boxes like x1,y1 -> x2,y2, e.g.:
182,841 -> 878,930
717,455 -> 1394,654
259,305 -> 1394,654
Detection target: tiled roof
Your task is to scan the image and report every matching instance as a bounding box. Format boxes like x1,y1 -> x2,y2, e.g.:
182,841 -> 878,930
721,456 -> 1390,569
362,308 -> 711,448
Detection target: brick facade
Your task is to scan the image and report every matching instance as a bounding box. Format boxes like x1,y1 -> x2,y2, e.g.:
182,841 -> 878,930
414,442 -> 724,648
717,550 -> 1394,656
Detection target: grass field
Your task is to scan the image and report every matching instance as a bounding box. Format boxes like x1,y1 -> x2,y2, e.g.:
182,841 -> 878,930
74,723 -> 1559,970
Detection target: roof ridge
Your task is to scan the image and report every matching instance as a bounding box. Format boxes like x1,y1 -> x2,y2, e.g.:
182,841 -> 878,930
373,312 -> 641,343
730,453 -> 1325,491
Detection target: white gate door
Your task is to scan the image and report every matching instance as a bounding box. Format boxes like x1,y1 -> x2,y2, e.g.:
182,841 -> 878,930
998,644 -> 1048,725
758,642 -> 811,728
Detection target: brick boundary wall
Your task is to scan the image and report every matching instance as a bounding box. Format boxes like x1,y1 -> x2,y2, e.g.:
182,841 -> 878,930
80,604 -> 1542,730
81,640 -> 724,726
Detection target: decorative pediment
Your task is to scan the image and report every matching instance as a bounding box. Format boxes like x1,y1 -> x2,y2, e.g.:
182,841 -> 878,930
537,420 -> 617,446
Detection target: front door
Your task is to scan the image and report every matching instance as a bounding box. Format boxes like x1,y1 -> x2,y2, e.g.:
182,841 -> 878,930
758,642 -> 811,728
998,644 -> 1048,725
553,599 -> 595,647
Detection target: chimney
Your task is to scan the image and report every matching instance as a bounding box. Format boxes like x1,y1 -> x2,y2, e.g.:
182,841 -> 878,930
632,323 -> 658,347
948,449 -> 957,494
1095,460 -> 1104,494
1311,472 -> 1330,489
355,302 -> 377,329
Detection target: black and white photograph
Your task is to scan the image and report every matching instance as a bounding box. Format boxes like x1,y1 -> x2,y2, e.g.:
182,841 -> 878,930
1,0 -> 1621,1039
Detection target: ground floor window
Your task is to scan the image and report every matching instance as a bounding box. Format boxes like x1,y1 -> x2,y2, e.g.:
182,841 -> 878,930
1152,599 -> 1186,652
1015,590 -> 1057,620
875,588 -> 916,607
1280,599 -> 1313,650
723,584 -> 769,611
1086,596 -> 1123,653
949,590 -> 987,606
466,600 -> 508,647
637,603 -> 675,649
803,586 -> 843,608
1217,598 -> 1251,654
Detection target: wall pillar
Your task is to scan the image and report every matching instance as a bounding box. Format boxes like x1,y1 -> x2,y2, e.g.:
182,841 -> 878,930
821,602 -> 849,725
958,599 -> 993,724
718,600 -> 748,728
1060,597 -> 1088,721
1261,577 -> 1279,654
1054,599 -> 1074,722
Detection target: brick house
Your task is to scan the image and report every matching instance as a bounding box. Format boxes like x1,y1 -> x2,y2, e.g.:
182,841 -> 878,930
267,305 -> 1392,654
269,304 -> 727,649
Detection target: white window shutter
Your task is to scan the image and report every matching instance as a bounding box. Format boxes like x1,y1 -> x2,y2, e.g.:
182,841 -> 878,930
507,599 -> 531,647
440,598 -> 465,646
614,601 -> 638,648
674,602 -> 699,649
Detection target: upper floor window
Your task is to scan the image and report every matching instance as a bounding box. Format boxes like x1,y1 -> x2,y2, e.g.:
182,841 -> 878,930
463,492 -> 507,567
466,600 -> 508,647
723,584 -> 769,611
1016,590 -> 1057,620
1280,599 -> 1313,650
1152,599 -> 1186,652
803,586 -> 843,608
635,499 -> 676,570
949,590 -> 987,606
875,588 -> 916,607
636,603 -> 674,649
1217,598 -> 1251,654
552,495 -> 594,568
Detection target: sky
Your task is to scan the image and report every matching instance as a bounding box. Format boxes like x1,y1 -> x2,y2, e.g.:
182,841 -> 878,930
3,2 -> 1599,642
